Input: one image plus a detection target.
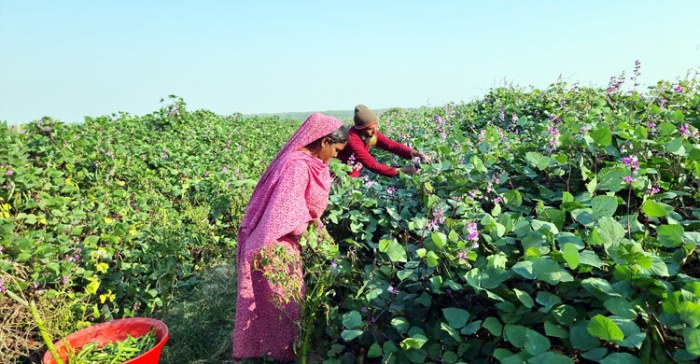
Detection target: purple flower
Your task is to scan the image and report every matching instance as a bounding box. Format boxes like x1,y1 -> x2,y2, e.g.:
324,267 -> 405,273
649,187 -> 660,195
221,167 -> 229,173
387,285 -> 397,294
459,251 -> 468,260
622,156 -> 640,171
4,170 -> 14,176
494,197 -> 503,204
674,85 -> 683,92
330,260 -> 338,268
466,222 -> 479,248
77,248 -> 82,252
386,186 -> 396,197
204,172 -> 209,177
360,306 -> 367,312
680,123 -> 691,138
624,176 -> 634,183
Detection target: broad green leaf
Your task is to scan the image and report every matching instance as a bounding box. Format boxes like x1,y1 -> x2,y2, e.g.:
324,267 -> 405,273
590,127 -> 612,146
579,250 -> 604,268
599,353 -> 642,364
597,217 -> 625,247
535,292 -> 561,313
440,322 -> 461,342
642,200 -> 673,218
524,329 -> 551,355
532,258 -> 562,285
592,195 -> 618,219
512,261 -> 535,279
562,243 -> 579,269
504,325 -> 528,348
527,352 -> 573,364
597,167 -> 626,192
544,321 -> 568,338
483,316 -> 503,336
604,298 -> 638,319
570,323 -> 601,351
442,307 -> 470,329
379,239 -> 407,262
587,315 -> 624,342
678,301 -> 700,328
391,317 -> 410,334
514,288 -> 535,308
684,328 -> 700,356
426,251 -> 439,267
657,224 -> 684,247
401,336 -> 427,350
341,329 -> 363,341
431,232 -> 446,248
368,343 -> 382,358
342,311 -> 362,329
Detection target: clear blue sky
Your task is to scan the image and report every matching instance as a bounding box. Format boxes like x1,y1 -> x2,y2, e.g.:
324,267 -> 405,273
1,1 -> 699,124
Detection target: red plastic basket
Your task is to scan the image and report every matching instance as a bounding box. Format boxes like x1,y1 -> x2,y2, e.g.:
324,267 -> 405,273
42,317 -> 169,364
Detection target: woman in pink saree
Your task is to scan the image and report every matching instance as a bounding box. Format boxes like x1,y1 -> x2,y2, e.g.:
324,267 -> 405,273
233,113 -> 348,361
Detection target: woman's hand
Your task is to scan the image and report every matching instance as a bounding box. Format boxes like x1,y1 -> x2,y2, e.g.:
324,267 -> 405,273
411,150 -> 432,164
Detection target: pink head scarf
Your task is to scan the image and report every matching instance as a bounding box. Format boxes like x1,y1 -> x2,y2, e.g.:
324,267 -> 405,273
237,113 -> 344,260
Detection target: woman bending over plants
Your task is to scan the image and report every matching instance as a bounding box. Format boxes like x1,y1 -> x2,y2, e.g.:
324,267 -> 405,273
232,113 -> 348,362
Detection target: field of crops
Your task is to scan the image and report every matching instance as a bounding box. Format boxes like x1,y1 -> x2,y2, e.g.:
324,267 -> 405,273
2,72 -> 700,363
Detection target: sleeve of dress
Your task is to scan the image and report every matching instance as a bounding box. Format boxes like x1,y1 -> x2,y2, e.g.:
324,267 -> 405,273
375,130 -> 414,160
349,132 -> 398,177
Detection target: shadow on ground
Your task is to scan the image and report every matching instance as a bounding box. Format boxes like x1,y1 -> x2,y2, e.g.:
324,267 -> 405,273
157,263 -> 242,364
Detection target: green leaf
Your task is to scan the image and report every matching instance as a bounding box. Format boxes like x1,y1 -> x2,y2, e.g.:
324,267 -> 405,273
684,328 -> 700,356
599,353 -> 642,364
527,352 -> 573,364
592,195 -> 618,219
604,298 -> 638,319
526,152 -> 551,170
391,317 -> 410,335
587,315 -> 624,342
341,329 -> 363,341
590,128 -> 612,146
504,325 -> 528,348
342,311 -> 362,329
431,232 -> 446,248
400,337 -> 427,350
379,239 -> 407,262
657,224 -> 684,247
532,258 -> 562,285
513,261 -> 535,279
597,217 -> 625,247
544,321 -> 568,339
642,200 -> 673,218
426,251 -> 439,267
570,322 -> 601,351
514,288 -> 535,308
597,167 -> 627,192
483,316 -> 503,336
440,322 -> 461,342
678,301 -> 700,328
368,343 -> 382,358
536,292 -> 561,313
579,250 -> 604,268
562,243 -> 579,269
524,329 -> 551,355
666,138 -> 686,156
442,307 -> 470,329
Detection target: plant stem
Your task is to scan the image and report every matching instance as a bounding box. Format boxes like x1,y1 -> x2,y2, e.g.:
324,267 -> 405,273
627,184 -> 633,239
6,290 -> 65,364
